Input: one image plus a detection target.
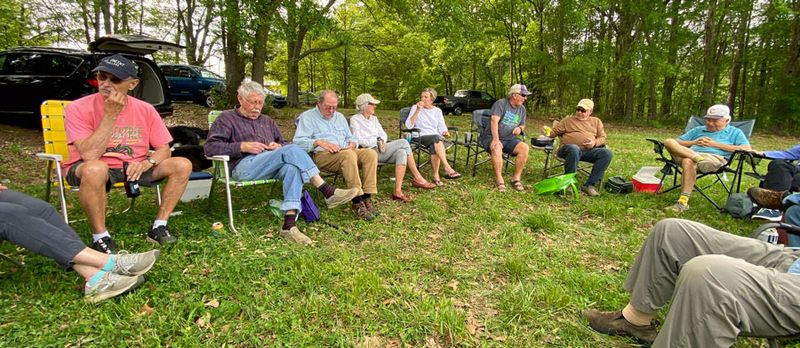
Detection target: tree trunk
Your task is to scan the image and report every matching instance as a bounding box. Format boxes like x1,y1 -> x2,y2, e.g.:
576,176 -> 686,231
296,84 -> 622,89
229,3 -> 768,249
660,0 -> 683,119
222,0 -> 245,106
250,0 -> 280,85
726,1 -> 752,118
99,0 -> 112,35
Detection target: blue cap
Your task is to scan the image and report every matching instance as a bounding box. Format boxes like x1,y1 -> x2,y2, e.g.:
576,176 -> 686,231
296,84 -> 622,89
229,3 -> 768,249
92,54 -> 138,80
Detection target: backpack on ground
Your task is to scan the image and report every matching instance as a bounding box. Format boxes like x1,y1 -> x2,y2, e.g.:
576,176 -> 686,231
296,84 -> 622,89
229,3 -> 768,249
724,192 -> 757,218
604,176 -> 633,194
300,190 -> 320,222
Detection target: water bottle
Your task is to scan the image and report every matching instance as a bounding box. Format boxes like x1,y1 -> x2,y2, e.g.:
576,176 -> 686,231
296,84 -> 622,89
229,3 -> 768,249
757,227 -> 779,245
405,133 -> 412,144
122,161 -> 140,198
211,222 -> 224,237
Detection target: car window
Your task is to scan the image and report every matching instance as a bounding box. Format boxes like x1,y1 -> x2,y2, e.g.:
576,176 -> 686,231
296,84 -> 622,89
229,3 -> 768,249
1,53 -> 82,76
177,67 -> 193,78
130,60 -> 165,105
454,90 -> 467,97
199,68 -> 222,79
160,66 -> 177,77
481,92 -> 492,100
470,91 -> 480,98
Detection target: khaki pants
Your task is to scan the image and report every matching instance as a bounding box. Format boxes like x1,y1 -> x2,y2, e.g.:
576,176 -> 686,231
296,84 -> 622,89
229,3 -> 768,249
625,218 -> 800,347
313,149 -> 377,195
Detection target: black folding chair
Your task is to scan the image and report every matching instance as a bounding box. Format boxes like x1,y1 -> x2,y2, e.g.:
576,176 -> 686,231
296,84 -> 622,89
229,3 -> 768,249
464,109 -> 525,176
645,116 -> 757,210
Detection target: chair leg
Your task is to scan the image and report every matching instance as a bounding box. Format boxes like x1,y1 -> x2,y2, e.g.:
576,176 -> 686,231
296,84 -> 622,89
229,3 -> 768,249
222,161 -> 239,234
54,164 -> 68,223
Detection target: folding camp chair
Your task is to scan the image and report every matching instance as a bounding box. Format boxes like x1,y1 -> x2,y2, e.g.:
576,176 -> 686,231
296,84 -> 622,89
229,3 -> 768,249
645,116 -> 757,210
463,109 -> 525,176
34,100 -> 161,223
530,137 -> 594,179
398,107 -> 461,171
205,110 -> 279,234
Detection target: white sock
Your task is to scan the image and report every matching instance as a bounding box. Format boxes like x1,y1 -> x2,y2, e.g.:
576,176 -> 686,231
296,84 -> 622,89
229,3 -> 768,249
152,220 -> 168,229
92,231 -> 111,242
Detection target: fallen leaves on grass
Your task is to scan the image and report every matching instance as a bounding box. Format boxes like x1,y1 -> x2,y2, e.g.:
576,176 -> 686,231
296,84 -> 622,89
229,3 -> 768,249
196,312 -> 212,329
139,303 -> 155,316
204,298 -> 220,308
466,316 -> 485,337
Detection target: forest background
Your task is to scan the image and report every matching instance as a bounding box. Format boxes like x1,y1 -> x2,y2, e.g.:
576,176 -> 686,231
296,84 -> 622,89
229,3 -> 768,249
2,0 -> 799,130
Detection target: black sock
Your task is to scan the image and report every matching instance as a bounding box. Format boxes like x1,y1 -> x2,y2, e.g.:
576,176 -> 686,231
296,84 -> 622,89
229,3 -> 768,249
282,213 -> 297,231
363,193 -> 371,200
318,183 -> 335,199
352,195 -> 363,204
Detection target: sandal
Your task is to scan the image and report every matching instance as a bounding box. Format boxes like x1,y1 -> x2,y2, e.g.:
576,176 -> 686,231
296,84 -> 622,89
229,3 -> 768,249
444,171 -> 462,179
496,182 -> 507,193
392,193 -> 413,202
411,179 -> 437,189
510,180 -> 525,192
433,179 -> 445,187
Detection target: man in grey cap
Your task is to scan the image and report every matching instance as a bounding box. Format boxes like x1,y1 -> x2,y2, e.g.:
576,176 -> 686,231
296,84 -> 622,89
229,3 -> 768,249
479,84 -> 531,192
63,54 -> 192,253
662,104 -> 750,212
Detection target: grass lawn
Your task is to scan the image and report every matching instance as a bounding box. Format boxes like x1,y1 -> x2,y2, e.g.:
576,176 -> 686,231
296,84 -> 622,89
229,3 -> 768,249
0,107 -> 795,347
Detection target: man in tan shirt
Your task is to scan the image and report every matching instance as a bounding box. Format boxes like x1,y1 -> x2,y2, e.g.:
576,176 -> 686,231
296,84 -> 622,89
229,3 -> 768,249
544,98 -> 613,196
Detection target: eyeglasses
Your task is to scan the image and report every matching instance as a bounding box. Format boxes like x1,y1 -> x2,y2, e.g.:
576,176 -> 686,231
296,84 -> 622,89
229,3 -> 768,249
96,72 -> 130,84
576,108 -> 587,113
321,103 -> 338,110
242,98 -> 265,106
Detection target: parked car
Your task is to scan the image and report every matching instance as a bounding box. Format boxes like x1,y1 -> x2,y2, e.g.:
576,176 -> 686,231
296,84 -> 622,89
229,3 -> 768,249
0,35 -> 182,125
298,90 -> 317,106
437,90 -> 496,115
264,88 -> 287,108
159,64 -> 224,108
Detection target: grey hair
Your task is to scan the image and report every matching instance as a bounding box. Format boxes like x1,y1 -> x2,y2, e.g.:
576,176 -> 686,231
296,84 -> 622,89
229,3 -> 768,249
317,89 -> 338,104
421,87 -> 437,100
237,80 -> 266,99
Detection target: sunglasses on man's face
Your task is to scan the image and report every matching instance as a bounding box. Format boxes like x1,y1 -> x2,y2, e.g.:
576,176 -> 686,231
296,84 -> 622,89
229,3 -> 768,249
96,72 -> 129,84
576,107 -> 587,113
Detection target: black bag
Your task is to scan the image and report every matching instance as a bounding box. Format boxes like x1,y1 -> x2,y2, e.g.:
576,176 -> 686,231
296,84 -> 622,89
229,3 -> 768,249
604,176 -> 633,194
724,192 -> 757,218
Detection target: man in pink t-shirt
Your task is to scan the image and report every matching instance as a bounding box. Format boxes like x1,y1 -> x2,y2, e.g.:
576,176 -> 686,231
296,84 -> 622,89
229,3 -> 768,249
64,54 -> 191,253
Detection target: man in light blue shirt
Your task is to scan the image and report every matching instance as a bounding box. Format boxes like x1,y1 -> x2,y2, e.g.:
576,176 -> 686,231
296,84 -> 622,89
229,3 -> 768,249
294,90 -> 379,221
663,104 -> 751,212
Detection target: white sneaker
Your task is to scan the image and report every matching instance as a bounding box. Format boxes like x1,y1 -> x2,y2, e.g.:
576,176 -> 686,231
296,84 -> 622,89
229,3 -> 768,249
112,250 -> 160,276
85,272 -> 144,303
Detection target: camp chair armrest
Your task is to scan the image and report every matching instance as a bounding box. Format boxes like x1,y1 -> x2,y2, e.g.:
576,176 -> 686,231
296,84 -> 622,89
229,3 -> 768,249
206,155 -> 230,162
35,152 -> 63,162
447,126 -> 459,132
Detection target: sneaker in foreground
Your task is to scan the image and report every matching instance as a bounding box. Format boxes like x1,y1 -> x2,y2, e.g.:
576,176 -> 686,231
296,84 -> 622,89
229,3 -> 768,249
325,188 -> 360,208
91,236 -> 117,254
112,250 -> 161,276
666,202 -> 689,213
280,226 -> 313,245
147,225 -> 177,246
752,208 -> 783,222
351,201 -> 375,221
748,187 -> 786,210
581,185 -> 600,197
85,272 -> 144,303
582,309 -> 657,345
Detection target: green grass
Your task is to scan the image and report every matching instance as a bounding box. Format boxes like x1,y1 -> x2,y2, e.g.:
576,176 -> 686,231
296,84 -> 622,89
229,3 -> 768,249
0,108 -> 794,346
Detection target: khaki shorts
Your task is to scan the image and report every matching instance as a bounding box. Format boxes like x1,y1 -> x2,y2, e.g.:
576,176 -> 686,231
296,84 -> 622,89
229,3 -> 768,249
697,153 -> 727,173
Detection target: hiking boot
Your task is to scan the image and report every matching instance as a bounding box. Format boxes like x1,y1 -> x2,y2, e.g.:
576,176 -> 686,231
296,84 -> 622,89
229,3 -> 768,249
280,226 -> 313,245
351,201 -> 375,221
91,236 -> 117,255
325,188 -> 360,208
363,198 -> 380,217
582,309 -> 657,345
752,208 -> 783,222
582,185 -> 600,197
147,225 -> 177,246
112,250 -> 161,276
666,202 -> 689,213
84,272 -> 144,303
748,187 -> 787,210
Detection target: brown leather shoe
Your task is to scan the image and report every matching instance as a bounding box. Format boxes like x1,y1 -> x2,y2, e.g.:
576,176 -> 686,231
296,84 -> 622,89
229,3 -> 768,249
748,187 -> 787,210
363,198 -> 380,217
351,202 -> 375,221
582,309 -> 657,344
411,179 -> 436,189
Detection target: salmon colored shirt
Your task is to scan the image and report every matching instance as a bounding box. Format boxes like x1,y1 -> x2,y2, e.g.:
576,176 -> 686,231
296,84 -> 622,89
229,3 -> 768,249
63,93 -> 172,172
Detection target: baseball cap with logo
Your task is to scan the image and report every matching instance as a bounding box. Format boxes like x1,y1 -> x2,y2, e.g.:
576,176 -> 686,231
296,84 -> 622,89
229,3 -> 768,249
704,104 -> 730,119
509,84 -> 532,96
92,54 -> 138,80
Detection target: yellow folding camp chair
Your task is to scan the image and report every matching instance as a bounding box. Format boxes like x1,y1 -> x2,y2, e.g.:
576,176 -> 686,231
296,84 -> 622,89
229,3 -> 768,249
35,100 -> 161,223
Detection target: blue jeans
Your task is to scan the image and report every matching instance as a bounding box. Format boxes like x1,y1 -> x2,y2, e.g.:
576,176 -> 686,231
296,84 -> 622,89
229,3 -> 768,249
557,144 -> 613,187
232,144 -> 320,212
784,205 -> 800,247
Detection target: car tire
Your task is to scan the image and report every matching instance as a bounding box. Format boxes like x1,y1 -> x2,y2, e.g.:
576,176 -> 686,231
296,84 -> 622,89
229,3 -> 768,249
204,95 -> 215,108
453,105 -> 463,115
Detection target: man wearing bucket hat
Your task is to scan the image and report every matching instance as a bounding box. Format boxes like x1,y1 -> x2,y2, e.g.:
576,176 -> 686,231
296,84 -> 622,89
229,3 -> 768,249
543,98 -> 613,197
63,54 -> 192,253
662,104 -> 750,212
479,84 -> 531,192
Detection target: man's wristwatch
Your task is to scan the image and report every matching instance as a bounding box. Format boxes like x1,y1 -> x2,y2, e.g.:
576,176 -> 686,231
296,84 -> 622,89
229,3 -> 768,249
147,158 -> 158,167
